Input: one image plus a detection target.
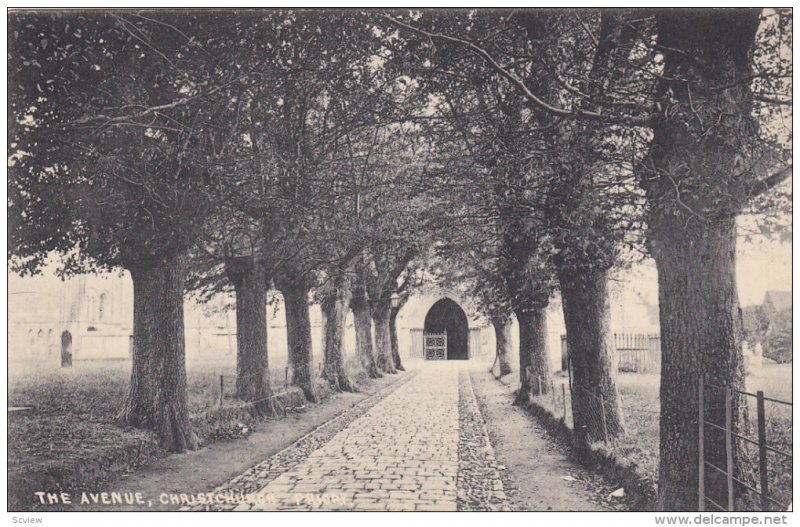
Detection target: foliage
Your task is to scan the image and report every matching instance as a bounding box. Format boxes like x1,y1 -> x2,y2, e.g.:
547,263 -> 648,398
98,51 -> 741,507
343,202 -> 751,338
8,12 -> 241,274
763,309 -> 792,363
742,306 -> 770,348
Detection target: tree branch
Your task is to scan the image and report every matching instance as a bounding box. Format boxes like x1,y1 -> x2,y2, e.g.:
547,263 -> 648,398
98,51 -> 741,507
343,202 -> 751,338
382,14 -> 655,127
750,164 -> 793,197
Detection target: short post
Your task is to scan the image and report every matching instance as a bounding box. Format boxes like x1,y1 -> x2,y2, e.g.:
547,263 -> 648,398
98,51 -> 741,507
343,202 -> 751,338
600,393 -> 609,444
756,390 -> 769,511
698,374 -> 705,511
537,375 -> 542,396
567,355 -> 572,389
285,366 -> 289,389
725,386 -> 735,511
219,375 -> 224,408
562,383 -> 567,421
551,379 -> 556,407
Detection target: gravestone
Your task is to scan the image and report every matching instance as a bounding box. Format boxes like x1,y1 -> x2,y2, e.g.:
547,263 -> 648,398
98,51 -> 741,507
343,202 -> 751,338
60,330 -> 72,367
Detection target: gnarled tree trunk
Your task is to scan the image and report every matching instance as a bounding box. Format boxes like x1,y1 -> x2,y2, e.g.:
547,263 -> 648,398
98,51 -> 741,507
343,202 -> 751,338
321,276 -> 356,392
120,254 -> 197,453
653,218 -> 748,510
389,304 -> 404,371
279,278 -> 318,403
351,292 -> 381,378
558,266 -> 624,445
226,257 -> 276,417
491,316 -> 513,377
642,10 -> 761,511
372,303 -> 396,374
514,306 -> 551,405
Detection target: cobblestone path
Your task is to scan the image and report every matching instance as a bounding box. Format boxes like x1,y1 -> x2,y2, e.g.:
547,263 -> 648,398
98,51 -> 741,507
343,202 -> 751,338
195,362 -> 511,511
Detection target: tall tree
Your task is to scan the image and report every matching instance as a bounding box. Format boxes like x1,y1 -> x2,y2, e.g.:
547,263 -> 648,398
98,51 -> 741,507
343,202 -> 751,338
319,271 -> 357,391
640,9 -> 791,510
8,11 -> 241,451
391,7 -> 642,436
237,10 -> 405,399
511,9 -> 647,444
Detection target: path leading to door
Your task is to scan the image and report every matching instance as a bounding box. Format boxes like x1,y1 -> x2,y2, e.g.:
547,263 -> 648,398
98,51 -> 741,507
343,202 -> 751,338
203,363 -> 472,510
188,361 -> 612,511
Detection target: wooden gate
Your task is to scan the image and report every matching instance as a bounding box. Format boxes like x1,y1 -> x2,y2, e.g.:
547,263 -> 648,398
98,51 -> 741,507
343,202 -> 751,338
424,332 -> 447,360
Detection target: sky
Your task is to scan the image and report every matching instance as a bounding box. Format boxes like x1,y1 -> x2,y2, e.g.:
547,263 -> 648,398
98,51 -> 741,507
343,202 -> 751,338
736,236 -> 792,306
619,234 -> 792,309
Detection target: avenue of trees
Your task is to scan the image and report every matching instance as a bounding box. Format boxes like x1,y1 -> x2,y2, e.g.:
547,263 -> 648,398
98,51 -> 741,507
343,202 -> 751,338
8,9 -> 791,511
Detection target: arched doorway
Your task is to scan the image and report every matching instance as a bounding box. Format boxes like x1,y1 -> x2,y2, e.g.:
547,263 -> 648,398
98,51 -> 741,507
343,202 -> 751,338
423,298 -> 469,360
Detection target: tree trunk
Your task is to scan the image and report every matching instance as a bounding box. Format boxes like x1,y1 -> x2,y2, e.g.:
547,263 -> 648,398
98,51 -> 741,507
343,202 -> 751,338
389,305 -> 405,371
491,316 -> 513,377
558,266 -> 625,446
652,218 -> 748,510
320,277 -> 356,392
120,254 -> 197,453
514,306 -> 551,405
280,280 -> 318,403
351,295 -> 381,378
641,10 -> 761,511
372,303 -> 397,374
226,257 -> 276,417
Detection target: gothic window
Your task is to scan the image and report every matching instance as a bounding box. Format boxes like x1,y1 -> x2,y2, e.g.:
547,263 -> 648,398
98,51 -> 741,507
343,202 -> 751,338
87,294 -> 96,322
99,292 -> 109,322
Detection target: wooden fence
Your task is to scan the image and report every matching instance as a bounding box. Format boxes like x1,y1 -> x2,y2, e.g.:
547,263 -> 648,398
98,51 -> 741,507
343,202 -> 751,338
560,333 -> 661,373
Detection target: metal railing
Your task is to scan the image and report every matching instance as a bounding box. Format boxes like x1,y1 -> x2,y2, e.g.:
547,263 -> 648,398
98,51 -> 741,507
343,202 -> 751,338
699,374 -> 792,511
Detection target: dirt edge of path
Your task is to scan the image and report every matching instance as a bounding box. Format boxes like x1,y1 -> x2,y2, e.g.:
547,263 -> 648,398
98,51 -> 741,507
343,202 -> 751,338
493,370 -> 657,511
469,368 -> 624,511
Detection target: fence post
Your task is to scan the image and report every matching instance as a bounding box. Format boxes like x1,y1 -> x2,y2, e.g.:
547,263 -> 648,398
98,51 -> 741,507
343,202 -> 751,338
698,373 -> 705,511
600,393 -> 609,444
219,374 -> 224,408
551,379 -> 556,407
756,390 -> 769,511
285,366 -> 289,389
567,355 -> 572,389
524,365 -> 531,395
725,386 -> 735,511
537,375 -> 542,396
562,383 -> 567,421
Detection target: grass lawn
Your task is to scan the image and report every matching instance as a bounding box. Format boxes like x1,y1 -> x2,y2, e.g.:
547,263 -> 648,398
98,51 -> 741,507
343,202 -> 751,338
8,354 -> 363,479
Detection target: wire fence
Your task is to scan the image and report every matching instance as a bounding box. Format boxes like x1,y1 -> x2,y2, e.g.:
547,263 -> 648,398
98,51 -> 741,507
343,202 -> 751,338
202,365 -> 300,416
522,367 -> 791,512
527,375 -> 660,436
699,377 -> 792,512
212,355 -> 368,410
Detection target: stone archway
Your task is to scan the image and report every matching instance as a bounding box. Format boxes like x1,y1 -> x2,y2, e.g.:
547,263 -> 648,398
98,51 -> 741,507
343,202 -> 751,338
423,298 -> 469,360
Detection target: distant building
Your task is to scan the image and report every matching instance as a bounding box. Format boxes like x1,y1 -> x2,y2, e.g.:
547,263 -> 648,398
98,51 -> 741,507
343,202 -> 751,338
7,268 -> 332,368
9,272 -> 133,366
397,287 -> 493,363
763,290 -> 792,317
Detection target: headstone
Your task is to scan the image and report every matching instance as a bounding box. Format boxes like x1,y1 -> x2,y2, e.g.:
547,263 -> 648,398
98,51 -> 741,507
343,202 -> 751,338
60,330 -> 73,367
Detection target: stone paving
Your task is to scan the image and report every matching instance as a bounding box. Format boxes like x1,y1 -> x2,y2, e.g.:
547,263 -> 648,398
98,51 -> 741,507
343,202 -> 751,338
456,370 -> 511,511
194,362 -> 511,511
